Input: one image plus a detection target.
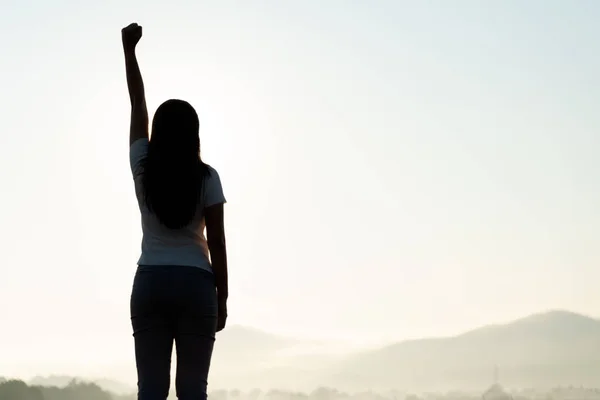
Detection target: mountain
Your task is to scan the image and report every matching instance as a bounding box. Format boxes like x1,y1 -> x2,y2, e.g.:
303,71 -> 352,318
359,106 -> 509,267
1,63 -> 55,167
327,310 -> 600,391
203,311 -> 600,391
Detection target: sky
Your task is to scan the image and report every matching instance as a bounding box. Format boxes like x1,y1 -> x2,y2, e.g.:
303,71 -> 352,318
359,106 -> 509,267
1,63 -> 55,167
1,0 -> 600,381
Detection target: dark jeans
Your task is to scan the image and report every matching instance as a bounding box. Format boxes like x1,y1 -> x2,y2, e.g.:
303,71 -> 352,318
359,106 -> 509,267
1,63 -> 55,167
131,265 -> 218,400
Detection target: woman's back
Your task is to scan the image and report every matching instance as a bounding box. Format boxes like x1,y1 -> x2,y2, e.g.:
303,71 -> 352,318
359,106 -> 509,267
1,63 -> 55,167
130,138 -> 226,272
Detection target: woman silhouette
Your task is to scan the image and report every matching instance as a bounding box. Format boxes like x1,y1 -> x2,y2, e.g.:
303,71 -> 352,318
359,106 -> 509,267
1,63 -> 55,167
122,23 -> 229,400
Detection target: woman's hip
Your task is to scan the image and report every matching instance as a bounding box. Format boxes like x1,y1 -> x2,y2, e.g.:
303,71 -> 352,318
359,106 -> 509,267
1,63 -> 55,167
130,265 -> 218,323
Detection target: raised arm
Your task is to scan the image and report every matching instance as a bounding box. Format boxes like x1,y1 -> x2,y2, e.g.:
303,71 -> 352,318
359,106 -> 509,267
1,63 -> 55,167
122,23 -> 149,145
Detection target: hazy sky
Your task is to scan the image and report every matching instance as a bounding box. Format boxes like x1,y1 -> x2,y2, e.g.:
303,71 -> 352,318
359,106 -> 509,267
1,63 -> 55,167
1,0 -> 600,380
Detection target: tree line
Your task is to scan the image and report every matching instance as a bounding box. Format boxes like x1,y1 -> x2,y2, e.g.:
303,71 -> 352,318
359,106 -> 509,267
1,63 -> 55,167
0,379 -> 133,400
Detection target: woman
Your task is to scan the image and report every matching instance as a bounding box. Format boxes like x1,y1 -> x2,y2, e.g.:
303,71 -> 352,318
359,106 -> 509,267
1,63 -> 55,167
122,23 -> 229,400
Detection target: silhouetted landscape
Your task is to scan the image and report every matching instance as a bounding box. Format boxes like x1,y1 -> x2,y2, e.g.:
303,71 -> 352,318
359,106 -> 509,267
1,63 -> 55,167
3,310 -> 600,399
210,310 -> 600,391
2,378 -> 600,400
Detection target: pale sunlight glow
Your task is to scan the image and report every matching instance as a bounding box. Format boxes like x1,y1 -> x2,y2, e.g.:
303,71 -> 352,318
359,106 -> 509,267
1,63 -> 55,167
1,0 -> 599,388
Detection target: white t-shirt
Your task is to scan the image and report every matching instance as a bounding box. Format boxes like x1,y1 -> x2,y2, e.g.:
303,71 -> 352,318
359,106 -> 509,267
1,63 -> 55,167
130,138 -> 226,272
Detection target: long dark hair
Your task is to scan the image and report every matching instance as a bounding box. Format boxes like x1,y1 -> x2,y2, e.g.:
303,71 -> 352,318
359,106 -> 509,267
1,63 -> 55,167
141,99 -> 210,229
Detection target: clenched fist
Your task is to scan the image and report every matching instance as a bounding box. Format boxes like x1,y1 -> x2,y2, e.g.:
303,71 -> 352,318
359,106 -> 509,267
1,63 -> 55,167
122,23 -> 142,51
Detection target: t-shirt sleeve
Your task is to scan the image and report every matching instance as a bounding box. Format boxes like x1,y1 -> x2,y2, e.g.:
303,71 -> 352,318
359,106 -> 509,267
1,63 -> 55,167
130,138 -> 149,180
204,166 -> 226,207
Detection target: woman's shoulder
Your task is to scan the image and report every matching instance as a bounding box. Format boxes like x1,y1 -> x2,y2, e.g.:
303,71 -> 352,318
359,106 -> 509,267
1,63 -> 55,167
204,164 -> 221,178
202,164 -> 226,204
202,164 -> 224,189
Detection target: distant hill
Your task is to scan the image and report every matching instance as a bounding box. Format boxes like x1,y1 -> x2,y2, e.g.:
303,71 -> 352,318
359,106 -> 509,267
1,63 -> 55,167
328,310 -> 600,391
211,325 -> 300,377
212,325 -> 350,362
210,325 -> 343,390
29,375 -> 134,395
214,325 -> 299,357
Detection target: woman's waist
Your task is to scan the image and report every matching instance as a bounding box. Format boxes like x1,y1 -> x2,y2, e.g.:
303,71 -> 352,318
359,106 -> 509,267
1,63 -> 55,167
136,264 -> 213,276
138,242 -> 211,270
142,235 -> 208,254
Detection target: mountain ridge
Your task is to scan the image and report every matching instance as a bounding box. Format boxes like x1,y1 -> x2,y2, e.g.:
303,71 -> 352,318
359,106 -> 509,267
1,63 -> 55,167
15,310 -> 600,392
330,310 -> 600,391
222,310 -> 600,348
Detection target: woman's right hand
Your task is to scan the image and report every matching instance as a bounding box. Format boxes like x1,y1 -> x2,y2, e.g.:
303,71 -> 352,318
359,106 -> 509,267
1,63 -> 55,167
122,23 -> 143,51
